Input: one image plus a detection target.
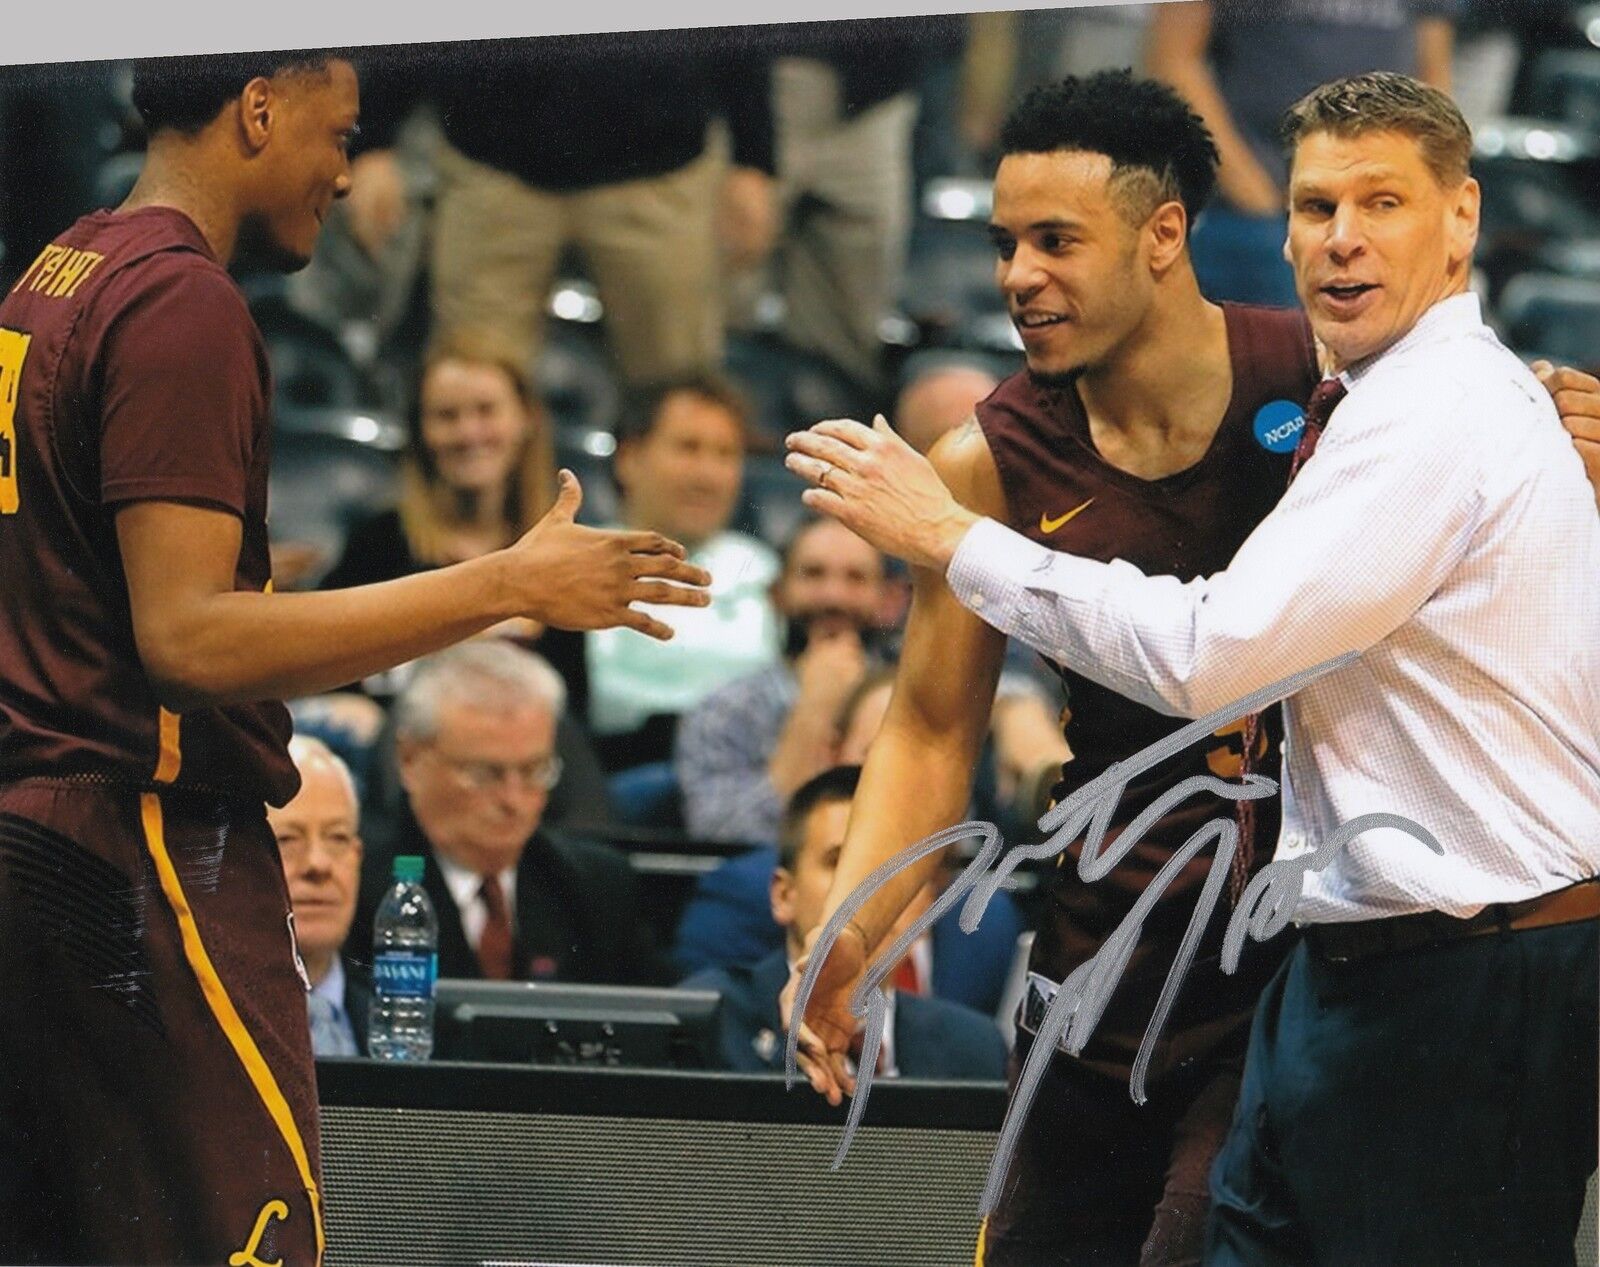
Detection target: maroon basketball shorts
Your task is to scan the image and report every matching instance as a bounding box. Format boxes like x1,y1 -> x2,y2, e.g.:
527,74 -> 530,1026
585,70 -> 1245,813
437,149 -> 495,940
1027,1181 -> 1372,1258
0,779 -> 323,1266
976,1029 -> 1245,1267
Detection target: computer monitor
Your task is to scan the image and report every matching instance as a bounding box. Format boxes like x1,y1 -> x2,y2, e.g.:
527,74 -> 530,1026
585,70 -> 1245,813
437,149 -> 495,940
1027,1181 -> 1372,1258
433,979 -> 722,1070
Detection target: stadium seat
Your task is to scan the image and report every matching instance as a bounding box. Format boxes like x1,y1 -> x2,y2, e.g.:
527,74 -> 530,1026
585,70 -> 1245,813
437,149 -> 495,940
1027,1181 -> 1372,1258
1526,48 -> 1600,133
268,406 -> 405,586
1470,117 -> 1600,294
734,452 -> 812,549
1496,271 -> 1600,368
723,329 -> 876,443
903,177 -> 1008,339
608,761 -> 685,831
541,312 -> 621,436
553,432 -> 622,528
250,287 -> 376,411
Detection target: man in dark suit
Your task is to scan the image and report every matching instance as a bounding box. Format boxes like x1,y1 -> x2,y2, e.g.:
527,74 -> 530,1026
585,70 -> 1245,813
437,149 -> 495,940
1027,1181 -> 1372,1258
269,735 -> 372,1056
365,640 -> 669,985
684,765 -> 1006,1078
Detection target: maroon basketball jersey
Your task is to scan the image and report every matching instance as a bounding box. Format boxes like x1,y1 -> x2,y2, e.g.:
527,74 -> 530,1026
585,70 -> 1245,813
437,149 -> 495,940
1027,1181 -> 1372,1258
0,207 -> 298,805
978,302 -> 1319,1080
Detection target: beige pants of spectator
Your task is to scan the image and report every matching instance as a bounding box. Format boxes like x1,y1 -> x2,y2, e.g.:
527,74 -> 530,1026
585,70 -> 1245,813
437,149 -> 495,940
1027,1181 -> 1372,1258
430,140 -> 724,385
770,59 -> 918,392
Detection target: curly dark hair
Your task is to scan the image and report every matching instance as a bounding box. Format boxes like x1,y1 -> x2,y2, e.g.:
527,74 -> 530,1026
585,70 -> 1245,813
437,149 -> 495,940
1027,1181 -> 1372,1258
999,70 -> 1220,224
131,49 -> 351,136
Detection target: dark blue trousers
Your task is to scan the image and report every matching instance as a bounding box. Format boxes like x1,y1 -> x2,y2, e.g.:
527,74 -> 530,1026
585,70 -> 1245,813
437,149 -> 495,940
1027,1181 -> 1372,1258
1206,922 -> 1597,1265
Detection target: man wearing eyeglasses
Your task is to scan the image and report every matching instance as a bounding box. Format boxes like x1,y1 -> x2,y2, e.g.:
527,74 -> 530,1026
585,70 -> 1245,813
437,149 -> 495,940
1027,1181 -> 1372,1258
269,735 -> 369,1057
377,640 -> 671,985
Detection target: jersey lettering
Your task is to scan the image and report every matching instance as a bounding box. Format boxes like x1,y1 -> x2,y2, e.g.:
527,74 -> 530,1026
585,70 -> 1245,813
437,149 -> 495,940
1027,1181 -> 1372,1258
0,327 -> 32,514
228,1198 -> 289,1267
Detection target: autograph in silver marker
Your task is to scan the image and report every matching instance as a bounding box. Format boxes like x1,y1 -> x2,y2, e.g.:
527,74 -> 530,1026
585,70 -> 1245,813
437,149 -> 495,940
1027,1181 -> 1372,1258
784,652 -> 1444,1216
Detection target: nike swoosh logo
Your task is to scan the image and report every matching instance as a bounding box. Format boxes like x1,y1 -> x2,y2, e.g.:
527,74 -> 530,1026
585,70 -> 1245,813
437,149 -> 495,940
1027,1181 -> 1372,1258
1040,498 -> 1095,534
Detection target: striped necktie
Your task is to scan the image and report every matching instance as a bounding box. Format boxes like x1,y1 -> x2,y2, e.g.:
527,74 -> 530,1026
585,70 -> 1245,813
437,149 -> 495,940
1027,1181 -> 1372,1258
477,874 -> 516,980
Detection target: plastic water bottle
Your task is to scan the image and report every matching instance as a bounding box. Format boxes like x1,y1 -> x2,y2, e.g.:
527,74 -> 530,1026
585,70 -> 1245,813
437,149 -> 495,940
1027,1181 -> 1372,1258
368,855 -> 438,1060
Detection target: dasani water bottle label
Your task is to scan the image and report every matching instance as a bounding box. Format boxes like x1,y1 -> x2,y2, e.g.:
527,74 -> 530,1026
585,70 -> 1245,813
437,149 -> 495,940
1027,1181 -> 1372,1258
373,950 -> 437,1000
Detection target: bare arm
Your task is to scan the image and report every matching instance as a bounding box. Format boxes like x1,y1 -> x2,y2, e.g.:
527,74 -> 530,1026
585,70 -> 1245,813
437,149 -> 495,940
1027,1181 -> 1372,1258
1534,360 -> 1600,512
1145,1 -> 1282,216
767,629 -> 867,801
785,421 -> 1011,1101
1415,16 -> 1454,93
117,472 -> 710,711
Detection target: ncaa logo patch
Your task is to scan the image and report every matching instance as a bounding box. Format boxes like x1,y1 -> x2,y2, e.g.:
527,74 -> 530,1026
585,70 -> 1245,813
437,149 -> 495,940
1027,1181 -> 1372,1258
1253,400 -> 1306,454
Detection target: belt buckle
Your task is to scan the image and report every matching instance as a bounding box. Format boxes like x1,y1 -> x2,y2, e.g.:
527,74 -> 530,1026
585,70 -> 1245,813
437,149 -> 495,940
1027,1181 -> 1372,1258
1311,926 -> 1355,965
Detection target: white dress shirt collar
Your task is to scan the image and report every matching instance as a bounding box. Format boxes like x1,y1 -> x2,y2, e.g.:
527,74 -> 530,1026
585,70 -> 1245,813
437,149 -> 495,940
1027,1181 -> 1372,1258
310,955 -> 347,1011
434,853 -> 518,951
1342,291 -> 1485,387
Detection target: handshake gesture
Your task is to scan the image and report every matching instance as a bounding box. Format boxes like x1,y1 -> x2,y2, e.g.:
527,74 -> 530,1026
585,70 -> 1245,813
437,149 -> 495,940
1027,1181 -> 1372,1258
511,469 -> 711,639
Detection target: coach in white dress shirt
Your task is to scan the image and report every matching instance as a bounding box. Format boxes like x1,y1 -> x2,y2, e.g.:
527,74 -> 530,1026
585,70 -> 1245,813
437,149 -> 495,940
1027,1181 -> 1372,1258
791,73 -> 1600,1261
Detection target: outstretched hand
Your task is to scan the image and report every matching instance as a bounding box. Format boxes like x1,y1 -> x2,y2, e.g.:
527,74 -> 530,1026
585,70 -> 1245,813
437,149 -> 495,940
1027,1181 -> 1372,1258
508,470 -> 711,640
784,415 -> 979,571
1533,360 -> 1600,510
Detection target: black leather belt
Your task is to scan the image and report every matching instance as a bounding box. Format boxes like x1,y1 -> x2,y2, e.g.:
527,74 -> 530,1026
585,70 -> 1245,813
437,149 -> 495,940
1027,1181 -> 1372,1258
1303,877 -> 1600,964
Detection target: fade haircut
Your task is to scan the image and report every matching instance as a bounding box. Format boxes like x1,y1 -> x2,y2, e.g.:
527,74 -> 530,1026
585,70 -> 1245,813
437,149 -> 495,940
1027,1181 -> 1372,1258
131,50 -> 347,136
778,765 -> 862,872
615,369 -> 754,448
1280,72 -> 1473,187
999,70 -> 1220,226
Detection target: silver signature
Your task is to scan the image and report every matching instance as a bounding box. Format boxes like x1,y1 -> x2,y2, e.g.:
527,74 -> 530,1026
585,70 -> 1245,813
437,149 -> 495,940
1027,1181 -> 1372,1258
785,652 -> 1443,1214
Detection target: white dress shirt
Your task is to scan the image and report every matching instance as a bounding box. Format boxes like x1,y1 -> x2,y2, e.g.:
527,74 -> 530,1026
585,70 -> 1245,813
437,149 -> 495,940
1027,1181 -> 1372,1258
947,294 -> 1600,922
435,853 -> 519,951
308,956 -> 359,1056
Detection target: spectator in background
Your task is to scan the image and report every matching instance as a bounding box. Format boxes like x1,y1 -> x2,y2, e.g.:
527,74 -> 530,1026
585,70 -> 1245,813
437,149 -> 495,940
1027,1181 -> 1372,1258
892,359 -> 1001,454
959,7 -> 1155,163
674,658 -> 1029,1017
588,373 -> 782,772
268,736 -> 370,1058
730,19 -> 956,396
318,327 -> 589,702
1146,0 -> 1457,306
683,766 -> 1007,1078
305,328 -> 612,837
366,641 -> 670,985
675,515 -> 894,845
354,33 -> 776,386
322,326 -> 555,586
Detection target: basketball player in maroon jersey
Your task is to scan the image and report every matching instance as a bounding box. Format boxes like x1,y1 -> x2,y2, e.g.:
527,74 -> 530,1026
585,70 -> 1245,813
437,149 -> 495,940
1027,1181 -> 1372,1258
782,72 -> 1600,1266
0,52 -> 706,1266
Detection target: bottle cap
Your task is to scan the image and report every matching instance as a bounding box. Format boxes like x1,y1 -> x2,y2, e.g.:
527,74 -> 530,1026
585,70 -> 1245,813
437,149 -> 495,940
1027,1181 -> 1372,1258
393,855 -> 425,883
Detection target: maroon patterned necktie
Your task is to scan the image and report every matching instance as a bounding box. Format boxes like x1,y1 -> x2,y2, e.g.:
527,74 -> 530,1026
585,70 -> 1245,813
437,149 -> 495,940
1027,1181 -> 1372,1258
477,874 -> 515,980
1232,377 -> 1348,904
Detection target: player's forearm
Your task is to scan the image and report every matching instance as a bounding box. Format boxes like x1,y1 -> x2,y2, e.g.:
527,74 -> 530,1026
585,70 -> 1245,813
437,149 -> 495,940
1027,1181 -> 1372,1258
820,713 -> 984,953
140,555 -> 516,709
